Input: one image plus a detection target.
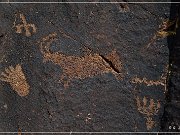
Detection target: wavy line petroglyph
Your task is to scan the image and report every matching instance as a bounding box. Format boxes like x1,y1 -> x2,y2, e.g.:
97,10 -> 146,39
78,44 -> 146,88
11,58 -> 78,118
131,76 -> 165,87
38,32 -> 123,88
0,64 -> 30,97
131,66 -> 168,92
110,0 -> 130,12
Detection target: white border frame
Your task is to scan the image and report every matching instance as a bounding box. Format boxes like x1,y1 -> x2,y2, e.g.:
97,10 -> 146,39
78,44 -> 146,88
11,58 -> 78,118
0,132 -> 180,134
0,1 -> 179,3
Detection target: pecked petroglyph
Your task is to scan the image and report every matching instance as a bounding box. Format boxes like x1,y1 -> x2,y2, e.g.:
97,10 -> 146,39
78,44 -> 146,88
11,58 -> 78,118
38,32 -> 123,88
131,66 -> 168,92
136,96 -> 160,130
131,76 -> 165,87
145,117 -> 156,131
136,96 -> 160,117
147,18 -> 178,48
14,13 -> 37,37
0,64 -> 30,97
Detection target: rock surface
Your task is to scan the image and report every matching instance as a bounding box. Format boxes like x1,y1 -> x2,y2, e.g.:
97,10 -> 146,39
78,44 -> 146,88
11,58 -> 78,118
0,0 -> 174,133
161,1 -> 180,132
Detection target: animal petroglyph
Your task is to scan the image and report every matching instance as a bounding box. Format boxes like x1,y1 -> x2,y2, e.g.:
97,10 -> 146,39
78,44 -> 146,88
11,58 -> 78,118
14,13 -> 37,37
136,96 -> 160,130
39,33 -> 123,88
0,64 -> 30,96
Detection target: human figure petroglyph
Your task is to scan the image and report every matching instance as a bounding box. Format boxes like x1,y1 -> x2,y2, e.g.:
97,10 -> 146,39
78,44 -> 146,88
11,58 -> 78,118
38,33 -> 123,88
14,13 -> 37,37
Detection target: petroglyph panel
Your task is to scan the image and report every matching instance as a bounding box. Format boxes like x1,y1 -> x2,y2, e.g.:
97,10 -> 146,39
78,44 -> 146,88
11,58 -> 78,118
0,2 -> 170,132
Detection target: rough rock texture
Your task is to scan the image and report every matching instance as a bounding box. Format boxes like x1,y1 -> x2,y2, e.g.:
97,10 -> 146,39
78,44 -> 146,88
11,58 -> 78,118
0,0 -> 172,133
161,1 -> 180,133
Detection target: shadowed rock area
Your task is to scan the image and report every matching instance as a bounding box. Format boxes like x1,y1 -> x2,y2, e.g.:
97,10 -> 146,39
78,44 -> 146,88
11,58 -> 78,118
161,1 -> 180,133
0,0 -> 176,133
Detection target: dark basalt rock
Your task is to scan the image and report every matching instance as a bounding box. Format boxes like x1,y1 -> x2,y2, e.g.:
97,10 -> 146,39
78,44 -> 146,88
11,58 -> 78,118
0,0 -> 178,133
161,1 -> 180,132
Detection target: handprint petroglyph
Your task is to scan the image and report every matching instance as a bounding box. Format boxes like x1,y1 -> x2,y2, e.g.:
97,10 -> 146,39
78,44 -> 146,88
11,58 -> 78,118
136,96 -> 160,130
0,64 -> 30,97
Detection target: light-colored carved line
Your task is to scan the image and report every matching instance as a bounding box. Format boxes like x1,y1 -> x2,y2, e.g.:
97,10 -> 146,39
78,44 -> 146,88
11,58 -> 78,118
131,77 -> 165,87
131,65 -> 168,92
